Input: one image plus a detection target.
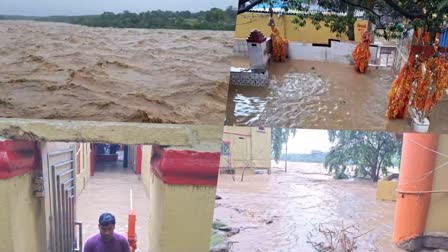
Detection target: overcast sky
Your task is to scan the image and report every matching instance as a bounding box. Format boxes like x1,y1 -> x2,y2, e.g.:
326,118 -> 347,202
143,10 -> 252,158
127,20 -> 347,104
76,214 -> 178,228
0,0 -> 237,16
287,129 -> 332,154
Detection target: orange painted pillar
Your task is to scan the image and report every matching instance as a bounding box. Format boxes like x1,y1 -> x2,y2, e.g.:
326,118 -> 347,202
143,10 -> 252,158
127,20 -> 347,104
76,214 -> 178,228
393,133 -> 439,250
128,209 -> 137,252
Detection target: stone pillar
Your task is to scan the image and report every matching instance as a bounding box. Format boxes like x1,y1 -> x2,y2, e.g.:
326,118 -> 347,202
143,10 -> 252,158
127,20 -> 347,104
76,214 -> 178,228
148,145 -> 220,252
247,29 -> 269,70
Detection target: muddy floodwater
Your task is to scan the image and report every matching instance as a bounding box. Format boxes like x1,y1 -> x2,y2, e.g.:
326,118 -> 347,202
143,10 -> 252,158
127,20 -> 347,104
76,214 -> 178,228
0,20 -> 233,124
214,162 -> 403,252
226,57 -> 448,133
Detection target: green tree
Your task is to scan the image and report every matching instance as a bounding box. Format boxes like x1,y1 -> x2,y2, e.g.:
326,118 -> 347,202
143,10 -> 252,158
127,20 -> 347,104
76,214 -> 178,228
17,7 -> 237,31
271,128 -> 297,171
238,0 -> 448,41
324,130 -> 402,182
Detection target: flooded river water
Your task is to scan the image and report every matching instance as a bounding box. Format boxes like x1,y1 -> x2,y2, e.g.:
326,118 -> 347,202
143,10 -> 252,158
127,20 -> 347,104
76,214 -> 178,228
214,162 -> 403,252
226,57 -> 448,133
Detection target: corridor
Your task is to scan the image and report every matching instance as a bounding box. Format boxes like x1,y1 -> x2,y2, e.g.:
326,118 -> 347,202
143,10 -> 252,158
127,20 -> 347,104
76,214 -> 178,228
76,160 -> 149,252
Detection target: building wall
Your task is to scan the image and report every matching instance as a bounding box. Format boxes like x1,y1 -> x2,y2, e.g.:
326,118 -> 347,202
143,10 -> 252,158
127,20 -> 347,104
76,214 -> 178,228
149,174 -> 216,252
0,173 -> 46,252
221,126 -> 271,170
235,12 -> 352,44
141,145 -> 153,196
425,135 -> 448,233
76,143 -> 92,196
250,127 -> 272,168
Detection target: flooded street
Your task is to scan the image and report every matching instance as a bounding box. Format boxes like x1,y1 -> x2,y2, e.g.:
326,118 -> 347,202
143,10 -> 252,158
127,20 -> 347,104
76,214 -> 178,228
214,162 -> 402,252
226,57 -> 448,133
76,161 -> 149,252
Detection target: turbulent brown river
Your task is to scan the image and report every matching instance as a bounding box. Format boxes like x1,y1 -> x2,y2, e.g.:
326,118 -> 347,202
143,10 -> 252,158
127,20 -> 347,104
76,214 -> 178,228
226,57 -> 448,133
0,20 -> 233,124
214,162 -> 403,252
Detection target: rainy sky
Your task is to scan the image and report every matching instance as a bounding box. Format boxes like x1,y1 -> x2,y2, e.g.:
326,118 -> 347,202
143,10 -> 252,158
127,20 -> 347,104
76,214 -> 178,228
288,129 -> 332,154
0,0 -> 238,16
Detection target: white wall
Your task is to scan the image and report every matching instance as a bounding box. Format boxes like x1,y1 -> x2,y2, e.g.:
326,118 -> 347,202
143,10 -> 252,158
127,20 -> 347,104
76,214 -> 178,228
288,41 -> 379,65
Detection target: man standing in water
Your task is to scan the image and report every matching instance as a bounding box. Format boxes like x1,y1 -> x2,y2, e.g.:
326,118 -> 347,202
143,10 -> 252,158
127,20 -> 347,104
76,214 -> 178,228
84,213 -> 131,252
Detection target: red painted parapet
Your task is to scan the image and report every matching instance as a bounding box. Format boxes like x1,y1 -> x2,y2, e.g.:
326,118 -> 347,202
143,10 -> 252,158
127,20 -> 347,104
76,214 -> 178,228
0,140 -> 40,179
150,145 -> 220,186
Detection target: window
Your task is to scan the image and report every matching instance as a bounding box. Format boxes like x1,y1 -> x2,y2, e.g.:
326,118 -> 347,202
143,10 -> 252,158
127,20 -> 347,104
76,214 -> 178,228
257,127 -> 266,132
221,142 -> 230,156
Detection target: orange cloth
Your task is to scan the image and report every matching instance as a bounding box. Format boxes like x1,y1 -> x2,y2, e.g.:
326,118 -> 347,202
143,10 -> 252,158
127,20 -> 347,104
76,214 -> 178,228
271,26 -> 288,62
352,31 -> 371,73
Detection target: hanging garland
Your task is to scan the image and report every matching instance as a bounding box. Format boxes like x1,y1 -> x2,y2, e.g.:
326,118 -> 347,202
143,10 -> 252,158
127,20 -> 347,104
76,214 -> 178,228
386,29 -> 448,120
352,31 -> 372,73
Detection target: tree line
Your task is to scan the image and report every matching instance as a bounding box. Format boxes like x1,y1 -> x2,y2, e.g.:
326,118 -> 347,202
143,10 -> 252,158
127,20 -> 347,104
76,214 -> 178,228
0,6 -> 237,31
272,128 -> 403,182
279,151 -> 327,163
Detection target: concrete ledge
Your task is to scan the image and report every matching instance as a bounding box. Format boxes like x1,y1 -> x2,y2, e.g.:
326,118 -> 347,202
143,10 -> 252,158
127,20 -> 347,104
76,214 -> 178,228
422,233 -> 448,250
0,118 -> 223,150
397,233 -> 448,251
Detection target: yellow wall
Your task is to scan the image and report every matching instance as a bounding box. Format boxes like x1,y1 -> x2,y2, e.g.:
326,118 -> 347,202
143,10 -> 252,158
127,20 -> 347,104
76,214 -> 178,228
76,143 -> 92,196
376,180 -> 398,201
250,127 -> 272,168
425,135 -> 448,233
149,174 -> 216,252
221,126 -> 271,170
141,145 -> 152,196
0,174 -> 46,252
235,12 -> 351,43
354,19 -> 369,42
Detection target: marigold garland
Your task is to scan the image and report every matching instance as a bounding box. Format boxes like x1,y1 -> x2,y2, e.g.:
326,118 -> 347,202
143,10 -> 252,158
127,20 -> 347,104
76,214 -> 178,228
352,32 -> 372,73
386,30 -> 448,120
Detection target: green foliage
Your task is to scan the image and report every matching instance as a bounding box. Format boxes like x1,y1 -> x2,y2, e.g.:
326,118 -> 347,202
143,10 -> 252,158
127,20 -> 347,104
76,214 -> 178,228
0,6 -> 237,31
271,128 -> 296,162
324,130 -> 402,182
239,0 -> 448,42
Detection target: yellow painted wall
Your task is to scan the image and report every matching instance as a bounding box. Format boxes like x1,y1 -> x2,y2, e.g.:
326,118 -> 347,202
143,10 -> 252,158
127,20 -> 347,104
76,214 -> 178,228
376,180 -> 398,201
221,126 -> 271,170
251,127 -> 272,168
76,143 -> 92,196
235,12 -> 352,43
425,135 -> 448,233
354,19 -> 369,42
0,174 -> 46,252
149,174 -> 216,252
140,145 -> 152,196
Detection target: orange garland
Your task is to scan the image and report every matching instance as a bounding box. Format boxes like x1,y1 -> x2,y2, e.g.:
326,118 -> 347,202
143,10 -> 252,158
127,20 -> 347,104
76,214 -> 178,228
352,31 -> 372,73
385,54 -> 415,119
386,30 -> 448,120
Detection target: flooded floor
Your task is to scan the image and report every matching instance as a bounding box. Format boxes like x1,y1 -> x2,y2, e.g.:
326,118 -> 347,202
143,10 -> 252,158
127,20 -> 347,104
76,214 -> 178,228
76,161 -> 149,252
214,162 -> 402,252
225,57 -> 448,133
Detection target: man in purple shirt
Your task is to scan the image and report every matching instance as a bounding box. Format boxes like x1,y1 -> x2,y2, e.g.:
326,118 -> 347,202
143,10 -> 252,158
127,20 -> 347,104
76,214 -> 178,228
84,213 -> 131,252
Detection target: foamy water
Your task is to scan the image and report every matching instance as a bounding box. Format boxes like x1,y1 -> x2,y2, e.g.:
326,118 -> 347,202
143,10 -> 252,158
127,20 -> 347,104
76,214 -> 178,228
0,20 -> 233,124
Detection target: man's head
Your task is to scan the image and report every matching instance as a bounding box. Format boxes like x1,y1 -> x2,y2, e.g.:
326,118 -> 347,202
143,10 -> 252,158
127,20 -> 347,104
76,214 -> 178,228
98,213 -> 116,241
